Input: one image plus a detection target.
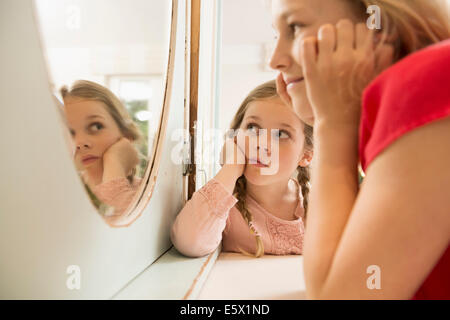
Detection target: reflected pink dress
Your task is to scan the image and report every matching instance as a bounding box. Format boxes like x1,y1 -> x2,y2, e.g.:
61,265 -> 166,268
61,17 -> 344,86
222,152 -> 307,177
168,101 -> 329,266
93,177 -> 142,216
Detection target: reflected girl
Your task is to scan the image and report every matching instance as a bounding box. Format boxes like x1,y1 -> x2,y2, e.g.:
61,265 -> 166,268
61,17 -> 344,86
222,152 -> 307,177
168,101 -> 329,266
61,80 -> 144,224
171,80 -> 313,258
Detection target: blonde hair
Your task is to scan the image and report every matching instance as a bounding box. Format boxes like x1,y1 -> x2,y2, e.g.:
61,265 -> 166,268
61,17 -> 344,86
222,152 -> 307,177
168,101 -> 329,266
60,80 -> 143,200
229,80 -> 313,258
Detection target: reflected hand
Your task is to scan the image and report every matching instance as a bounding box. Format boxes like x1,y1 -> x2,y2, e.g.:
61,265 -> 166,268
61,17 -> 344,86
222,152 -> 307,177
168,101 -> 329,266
103,137 -> 139,178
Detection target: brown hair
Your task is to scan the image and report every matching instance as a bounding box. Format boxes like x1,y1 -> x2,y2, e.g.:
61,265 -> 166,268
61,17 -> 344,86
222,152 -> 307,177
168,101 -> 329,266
229,80 -> 313,258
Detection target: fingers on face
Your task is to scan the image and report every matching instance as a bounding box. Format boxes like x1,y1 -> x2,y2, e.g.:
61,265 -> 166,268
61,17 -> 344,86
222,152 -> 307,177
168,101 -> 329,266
302,20 -> 377,59
276,72 -> 292,105
336,19 -> 355,51
332,20 -> 376,53
318,24 -> 335,58
302,20 -> 357,73
221,137 -> 239,165
301,36 -> 318,77
230,132 -> 243,154
276,73 -> 286,93
233,134 -> 247,164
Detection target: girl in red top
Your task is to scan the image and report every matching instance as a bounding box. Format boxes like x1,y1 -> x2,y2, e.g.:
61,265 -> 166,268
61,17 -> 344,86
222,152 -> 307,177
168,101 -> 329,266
269,0 -> 450,299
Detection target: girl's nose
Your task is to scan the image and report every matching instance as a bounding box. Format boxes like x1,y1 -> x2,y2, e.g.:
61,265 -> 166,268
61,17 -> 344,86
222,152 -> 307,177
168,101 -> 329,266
269,38 -> 291,71
257,140 -> 271,157
76,139 -> 92,150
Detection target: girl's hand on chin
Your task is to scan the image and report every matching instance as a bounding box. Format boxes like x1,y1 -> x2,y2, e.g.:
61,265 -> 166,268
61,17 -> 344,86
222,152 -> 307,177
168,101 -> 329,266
301,20 -> 393,130
219,131 -> 247,178
103,137 -> 139,177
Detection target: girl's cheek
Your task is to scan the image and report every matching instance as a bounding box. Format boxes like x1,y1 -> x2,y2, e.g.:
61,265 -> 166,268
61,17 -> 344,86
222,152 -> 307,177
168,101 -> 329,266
292,27 -> 318,65
292,41 -> 304,66
97,135 -> 115,154
247,136 -> 258,158
271,142 -> 284,165
279,143 -> 297,166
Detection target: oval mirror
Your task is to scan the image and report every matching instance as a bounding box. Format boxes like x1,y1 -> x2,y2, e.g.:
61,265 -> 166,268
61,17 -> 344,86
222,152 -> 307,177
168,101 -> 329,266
34,0 -> 175,226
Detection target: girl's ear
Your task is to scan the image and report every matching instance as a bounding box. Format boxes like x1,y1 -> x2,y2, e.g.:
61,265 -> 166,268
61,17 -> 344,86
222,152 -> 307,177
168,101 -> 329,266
298,149 -> 313,167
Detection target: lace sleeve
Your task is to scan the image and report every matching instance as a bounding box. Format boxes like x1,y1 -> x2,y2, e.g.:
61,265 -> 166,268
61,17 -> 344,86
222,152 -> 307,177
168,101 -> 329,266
197,179 -> 238,218
92,177 -> 139,216
170,179 -> 238,257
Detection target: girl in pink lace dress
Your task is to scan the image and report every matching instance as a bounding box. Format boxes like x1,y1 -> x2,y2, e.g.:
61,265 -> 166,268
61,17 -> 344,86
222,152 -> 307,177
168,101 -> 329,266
171,80 -> 313,257
62,80 -> 144,225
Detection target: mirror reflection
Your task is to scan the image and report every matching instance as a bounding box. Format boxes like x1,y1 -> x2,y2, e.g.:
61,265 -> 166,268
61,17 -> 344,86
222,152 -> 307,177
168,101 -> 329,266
62,80 -> 144,219
34,0 -> 172,223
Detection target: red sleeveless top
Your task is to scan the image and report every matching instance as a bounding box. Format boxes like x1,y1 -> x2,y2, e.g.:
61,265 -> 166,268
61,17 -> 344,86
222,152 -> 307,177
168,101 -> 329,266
360,39 -> 450,300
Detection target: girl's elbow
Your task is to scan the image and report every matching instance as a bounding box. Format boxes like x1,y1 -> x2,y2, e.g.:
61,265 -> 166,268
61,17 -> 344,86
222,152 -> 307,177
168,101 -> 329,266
170,227 -> 215,258
172,239 -> 215,258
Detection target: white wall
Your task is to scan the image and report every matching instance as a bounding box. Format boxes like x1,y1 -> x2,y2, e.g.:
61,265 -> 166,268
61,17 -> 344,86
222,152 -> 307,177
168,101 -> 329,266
34,0 -> 171,90
218,0 -> 278,133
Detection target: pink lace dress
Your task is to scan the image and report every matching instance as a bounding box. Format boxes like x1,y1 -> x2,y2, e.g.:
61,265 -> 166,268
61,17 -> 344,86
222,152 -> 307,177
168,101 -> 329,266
170,178 -> 305,258
92,177 -> 142,216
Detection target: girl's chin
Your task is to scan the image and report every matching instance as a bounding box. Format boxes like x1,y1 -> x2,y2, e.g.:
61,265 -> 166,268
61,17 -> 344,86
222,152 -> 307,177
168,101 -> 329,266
82,162 -> 96,169
82,161 -> 102,173
291,96 -> 314,123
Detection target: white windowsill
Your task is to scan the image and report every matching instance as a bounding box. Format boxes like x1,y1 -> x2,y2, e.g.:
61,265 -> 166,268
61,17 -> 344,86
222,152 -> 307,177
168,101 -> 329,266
197,252 -> 307,300
112,246 -> 220,300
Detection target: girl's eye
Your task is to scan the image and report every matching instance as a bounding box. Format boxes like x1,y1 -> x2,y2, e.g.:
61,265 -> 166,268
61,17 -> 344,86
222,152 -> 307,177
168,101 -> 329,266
289,23 -> 306,36
89,122 -> 104,132
272,130 -> 290,140
246,123 -> 260,135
